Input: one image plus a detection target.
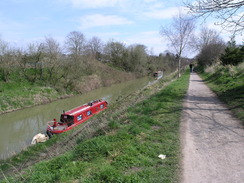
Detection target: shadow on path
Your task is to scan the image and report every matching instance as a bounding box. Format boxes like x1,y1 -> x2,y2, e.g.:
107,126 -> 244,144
181,73 -> 244,183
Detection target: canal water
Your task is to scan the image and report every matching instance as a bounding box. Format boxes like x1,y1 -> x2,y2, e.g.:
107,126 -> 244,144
0,77 -> 152,160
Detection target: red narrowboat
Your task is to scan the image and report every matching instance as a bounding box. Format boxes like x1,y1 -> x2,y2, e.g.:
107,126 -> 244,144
46,99 -> 108,137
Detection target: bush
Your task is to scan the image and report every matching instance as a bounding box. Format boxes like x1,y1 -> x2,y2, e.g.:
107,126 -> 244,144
220,39 -> 244,66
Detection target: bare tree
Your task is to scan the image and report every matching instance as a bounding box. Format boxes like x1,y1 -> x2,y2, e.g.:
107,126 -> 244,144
197,42 -> 226,66
86,36 -> 104,60
43,36 -> 62,84
185,0 -> 244,34
65,31 -> 86,58
195,26 -> 224,50
0,38 -> 13,82
193,27 -> 225,66
21,42 -> 44,83
160,11 -> 195,77
0,37 -> 8,56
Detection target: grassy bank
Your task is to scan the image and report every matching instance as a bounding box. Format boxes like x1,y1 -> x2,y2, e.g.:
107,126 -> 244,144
1,71 -> 189,182
0,60 -> 136,114
0,81 -> 71,114
199,62 -> 244,123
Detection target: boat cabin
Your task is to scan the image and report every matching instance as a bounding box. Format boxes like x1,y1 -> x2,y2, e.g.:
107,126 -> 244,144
60,100 -> 107,125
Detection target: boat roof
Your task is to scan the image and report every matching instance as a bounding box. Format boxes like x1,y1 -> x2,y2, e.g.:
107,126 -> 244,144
67,105 -> 90,116
62,100 -> 105,116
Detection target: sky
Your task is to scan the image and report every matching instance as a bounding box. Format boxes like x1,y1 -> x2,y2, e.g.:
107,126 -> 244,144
0,0 -> 243,57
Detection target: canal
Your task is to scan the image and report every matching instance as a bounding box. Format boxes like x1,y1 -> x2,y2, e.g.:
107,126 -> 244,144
0,77 -> 152,160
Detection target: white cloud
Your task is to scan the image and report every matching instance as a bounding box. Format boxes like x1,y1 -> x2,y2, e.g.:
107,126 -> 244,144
66,0 -> 166,10
144,7 -> 178,19
85,31 -> 123,42
144,6 -> 190,19
84,30 -> 165,55
124,31 -> 165,55
69,0 -> 125,8
78,14 -> 133,29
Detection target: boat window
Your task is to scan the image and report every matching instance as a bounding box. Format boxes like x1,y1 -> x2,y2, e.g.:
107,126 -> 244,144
77,115 -> 82,121
87,111 -> 92,116
60,115 -> 74,124
100,104 -> 104,109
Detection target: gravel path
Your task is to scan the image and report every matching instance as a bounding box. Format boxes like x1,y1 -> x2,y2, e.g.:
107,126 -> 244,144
181,73 -> 244,183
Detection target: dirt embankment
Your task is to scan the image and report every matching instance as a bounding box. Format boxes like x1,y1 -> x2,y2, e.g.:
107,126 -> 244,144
181,73 -> 244,183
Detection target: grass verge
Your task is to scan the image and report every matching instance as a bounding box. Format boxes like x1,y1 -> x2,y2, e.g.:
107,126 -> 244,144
0,81 -> 72,114
1,71 -> 190,182
199,62 -> 244,123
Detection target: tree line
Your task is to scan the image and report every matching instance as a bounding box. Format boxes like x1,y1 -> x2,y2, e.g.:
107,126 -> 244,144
0,32 -> 180,93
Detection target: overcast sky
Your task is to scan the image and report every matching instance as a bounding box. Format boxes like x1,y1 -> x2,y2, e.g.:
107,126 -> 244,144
0,0 -> 243,57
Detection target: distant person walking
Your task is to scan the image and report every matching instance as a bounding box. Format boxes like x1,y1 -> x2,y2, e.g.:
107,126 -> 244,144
189,64 -> 193,72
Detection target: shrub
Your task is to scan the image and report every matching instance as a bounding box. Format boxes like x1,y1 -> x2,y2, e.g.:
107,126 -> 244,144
220,39 -> 244,66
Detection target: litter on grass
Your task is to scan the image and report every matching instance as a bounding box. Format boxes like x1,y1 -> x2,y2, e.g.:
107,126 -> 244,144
31,133 -> 49,144
158,154 -> 166,159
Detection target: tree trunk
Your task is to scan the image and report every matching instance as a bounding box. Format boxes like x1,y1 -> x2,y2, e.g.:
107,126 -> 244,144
178,57 -> 181,78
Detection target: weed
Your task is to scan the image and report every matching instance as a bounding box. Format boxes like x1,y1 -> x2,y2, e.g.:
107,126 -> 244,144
108,120 -> 119,129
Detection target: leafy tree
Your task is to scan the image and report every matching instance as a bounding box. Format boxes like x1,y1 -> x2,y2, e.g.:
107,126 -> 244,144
220,37 -> 244,65
103,41 -> 128,69
147,52 -> 178,76
127,44 -> 148,73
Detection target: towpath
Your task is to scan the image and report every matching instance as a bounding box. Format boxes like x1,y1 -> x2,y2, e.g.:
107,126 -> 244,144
181,73 -> 244,183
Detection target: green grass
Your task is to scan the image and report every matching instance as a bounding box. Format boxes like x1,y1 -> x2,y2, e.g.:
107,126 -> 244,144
200,63 -> 244,123
0,80 -> 69,114
0,71 -> 189,183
